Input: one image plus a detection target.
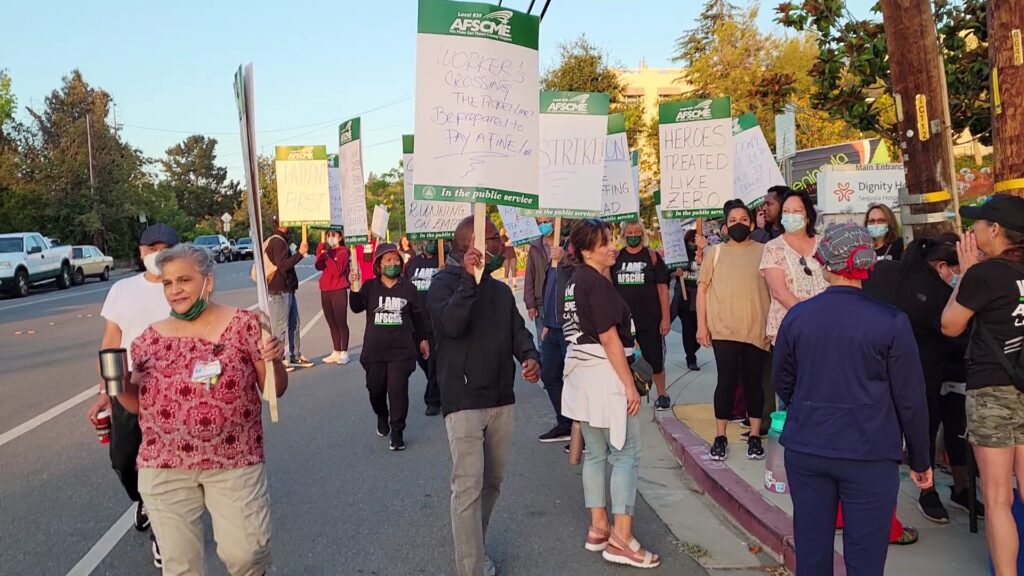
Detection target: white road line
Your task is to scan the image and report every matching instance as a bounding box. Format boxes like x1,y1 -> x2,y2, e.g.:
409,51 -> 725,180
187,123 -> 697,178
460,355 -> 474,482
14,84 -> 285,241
64,505 -> 135,576
0,387 -> 96,449
0,286 -> 111,313
59,276 -> 325,575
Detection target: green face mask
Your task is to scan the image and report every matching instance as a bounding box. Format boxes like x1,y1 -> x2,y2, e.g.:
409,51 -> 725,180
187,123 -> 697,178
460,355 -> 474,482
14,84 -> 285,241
483,251 -> 505,275
425,242 -> 438,255
170,277 -> 209,322
382,264 -> 402,279
625,235 -> 642,248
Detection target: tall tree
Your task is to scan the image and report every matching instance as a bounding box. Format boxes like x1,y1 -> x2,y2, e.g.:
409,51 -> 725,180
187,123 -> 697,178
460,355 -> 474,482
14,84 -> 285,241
0,69 -> 15,128
365,164 -> 406,240
160,135 -> 239,223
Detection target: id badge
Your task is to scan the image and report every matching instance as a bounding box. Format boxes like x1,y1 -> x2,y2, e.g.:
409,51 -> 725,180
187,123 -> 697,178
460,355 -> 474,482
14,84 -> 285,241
191,359 -> 222,390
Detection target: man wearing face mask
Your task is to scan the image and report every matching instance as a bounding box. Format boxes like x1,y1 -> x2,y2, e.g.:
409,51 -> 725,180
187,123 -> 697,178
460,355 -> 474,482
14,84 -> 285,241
406,240 -> 443,416
427,216 -> 540,576
86,223 -> 180,568
524,217 -> 556,346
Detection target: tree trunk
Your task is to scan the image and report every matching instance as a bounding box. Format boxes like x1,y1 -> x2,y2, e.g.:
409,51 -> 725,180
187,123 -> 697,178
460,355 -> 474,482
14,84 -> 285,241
879,0 -> 958,237
989,0 -> 1024,197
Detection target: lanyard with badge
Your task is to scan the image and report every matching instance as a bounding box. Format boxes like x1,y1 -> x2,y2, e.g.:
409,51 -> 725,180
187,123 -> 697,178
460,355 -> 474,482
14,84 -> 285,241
191,344 -> 224,392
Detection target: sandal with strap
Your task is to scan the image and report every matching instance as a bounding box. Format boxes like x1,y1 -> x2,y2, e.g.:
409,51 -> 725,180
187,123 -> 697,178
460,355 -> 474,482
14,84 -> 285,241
891,526 -> 919,546
585,525 -> 610,552
602,534 -> 661,568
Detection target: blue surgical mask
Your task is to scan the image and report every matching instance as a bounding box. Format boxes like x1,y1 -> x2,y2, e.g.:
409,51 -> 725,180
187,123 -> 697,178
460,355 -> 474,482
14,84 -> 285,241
538,222 -> 554,236
867,224 -> 889,239
949,273 -> 960,288
781,214 -> 806,234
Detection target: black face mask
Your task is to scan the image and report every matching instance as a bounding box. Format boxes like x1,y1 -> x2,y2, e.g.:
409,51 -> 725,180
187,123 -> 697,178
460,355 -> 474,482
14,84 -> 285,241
727,223 -> 751,243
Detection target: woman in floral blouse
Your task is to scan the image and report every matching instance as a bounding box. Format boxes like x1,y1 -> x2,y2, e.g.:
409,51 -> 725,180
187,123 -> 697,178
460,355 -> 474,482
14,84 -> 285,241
119,243 -> 288,576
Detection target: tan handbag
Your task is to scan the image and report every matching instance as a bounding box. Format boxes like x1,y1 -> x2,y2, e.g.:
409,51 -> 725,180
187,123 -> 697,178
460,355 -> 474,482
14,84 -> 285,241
250,236 -> 282,284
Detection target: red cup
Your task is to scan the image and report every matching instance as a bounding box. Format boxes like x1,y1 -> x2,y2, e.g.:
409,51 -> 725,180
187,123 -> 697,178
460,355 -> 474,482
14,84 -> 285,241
95,409 -> 111,444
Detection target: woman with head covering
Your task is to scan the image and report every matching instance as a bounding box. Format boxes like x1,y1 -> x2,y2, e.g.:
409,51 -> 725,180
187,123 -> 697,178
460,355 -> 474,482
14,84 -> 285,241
773,223 -> 932,576
941,194 -> 1024,574
349,243 -> 429,451
117,244 -> 289,576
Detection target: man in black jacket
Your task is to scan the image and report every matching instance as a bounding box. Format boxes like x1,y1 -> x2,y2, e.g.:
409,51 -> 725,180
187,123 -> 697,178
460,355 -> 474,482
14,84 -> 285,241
265,217 -> 312,368
427,216 -> 540,576
406,241 -> 442,416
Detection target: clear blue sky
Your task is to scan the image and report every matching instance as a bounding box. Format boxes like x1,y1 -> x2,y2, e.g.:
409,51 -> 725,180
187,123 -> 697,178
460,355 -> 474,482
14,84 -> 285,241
4,0 -> 875,181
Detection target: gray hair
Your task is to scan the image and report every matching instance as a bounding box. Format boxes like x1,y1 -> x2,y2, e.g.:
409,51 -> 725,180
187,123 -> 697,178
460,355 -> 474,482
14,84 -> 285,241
156,243 -> 214,277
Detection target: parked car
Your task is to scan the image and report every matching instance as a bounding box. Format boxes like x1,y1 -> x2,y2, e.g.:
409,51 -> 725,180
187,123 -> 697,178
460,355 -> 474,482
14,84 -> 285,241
71,245 -> 114,284
0,232 -> 74,297
234,237 -> 254,260
193,234 -> 232,263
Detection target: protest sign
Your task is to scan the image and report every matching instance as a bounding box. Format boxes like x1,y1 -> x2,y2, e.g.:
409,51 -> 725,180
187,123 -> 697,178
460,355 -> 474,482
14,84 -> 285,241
327,153 -> 343,231
339,117 -> 369,244
233,63 -> 277,422
403,135 -> 472,240
632,149 -> 640,202
600,113 -> 639,222
371,205 -> 390,240
775,104 -> 797,160
733,113 -> 786,208
817,164 -> 905,214
531,91 -> 608,217
275,145 -> 330,227
659,97 -> 733,218
656,206 -> 689,268
497,204 -> 542,246
412,0 -> 540,209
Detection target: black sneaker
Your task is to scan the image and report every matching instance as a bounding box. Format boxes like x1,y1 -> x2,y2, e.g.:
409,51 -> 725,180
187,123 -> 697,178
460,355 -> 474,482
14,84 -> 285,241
917,490 -> 951,524
425,405 -> 441,416
376,417 -> 390,438
709,435 -> 728,461
687,360 -> 700,371
747,436 -> 765,460
949,487 -> 985,518
134,501 -> 150,532
655,395 -> 671,411
389,431 -> 406,451
539,425 -> 572,443
151,533 -> 162,568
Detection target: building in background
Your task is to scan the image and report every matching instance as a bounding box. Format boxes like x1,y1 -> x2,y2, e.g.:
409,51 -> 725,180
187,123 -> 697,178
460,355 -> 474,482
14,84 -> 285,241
615,59 -> 688,121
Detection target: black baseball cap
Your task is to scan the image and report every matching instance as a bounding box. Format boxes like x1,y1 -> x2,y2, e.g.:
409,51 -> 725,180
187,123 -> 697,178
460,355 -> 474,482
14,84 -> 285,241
960,194 -> 1024,233
139,223 -> 180,247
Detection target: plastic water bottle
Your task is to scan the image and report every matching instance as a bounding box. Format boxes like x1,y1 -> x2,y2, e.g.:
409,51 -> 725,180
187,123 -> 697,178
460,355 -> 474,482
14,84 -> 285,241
764,411 -> 789,495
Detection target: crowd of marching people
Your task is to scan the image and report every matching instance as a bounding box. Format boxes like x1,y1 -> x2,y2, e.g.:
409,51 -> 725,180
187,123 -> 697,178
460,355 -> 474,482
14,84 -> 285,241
84,188 -> 1024,575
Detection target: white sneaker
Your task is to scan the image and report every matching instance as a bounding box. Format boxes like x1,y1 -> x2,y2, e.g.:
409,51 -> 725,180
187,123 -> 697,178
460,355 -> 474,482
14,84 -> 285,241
323,351 -> 342,364
337,351 -> 350,365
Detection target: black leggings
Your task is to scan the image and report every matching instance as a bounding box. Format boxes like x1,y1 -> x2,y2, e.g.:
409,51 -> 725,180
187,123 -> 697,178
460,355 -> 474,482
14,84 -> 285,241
712,340 -> 768,422
321,289 -> 350,352
928,379 -> 968,467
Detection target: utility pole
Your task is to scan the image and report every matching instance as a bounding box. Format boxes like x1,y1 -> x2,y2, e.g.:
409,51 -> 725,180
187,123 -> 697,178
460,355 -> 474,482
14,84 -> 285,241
879,0 -> 960,237
85,113 -> 97,195
989,0 -> 1024,197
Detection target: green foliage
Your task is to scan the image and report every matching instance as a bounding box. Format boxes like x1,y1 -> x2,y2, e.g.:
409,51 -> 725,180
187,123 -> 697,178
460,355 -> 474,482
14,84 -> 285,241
775,0 -> 990,144
0,69 -> 15,128
365,164 -> 406,241
160,134 -> 241,223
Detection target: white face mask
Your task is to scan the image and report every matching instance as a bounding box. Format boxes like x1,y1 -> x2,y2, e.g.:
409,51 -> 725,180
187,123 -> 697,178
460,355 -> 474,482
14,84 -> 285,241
143,252 -> 161,277
327,237 -> 339,248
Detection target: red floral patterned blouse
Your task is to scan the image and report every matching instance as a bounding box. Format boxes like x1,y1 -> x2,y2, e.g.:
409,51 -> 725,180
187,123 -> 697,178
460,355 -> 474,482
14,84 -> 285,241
131,309 -> 265,470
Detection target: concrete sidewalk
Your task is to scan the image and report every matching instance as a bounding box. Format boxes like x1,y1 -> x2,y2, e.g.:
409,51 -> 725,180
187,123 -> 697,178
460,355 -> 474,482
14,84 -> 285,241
654,334 -> 992,575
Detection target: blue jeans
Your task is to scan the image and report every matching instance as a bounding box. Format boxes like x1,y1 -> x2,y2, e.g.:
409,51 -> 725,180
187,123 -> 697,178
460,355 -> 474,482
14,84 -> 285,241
540,327 -> 570,429
269,292 -> 302,359
580,416 -> 641,515
532,307 -> 545,348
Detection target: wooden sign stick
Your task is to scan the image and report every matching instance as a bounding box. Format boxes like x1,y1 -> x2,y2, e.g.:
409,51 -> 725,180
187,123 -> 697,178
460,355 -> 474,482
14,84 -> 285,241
350,246 -> 361,291
259,315 -> 279,422
438,239 -> 445,269
473,202 -> 486,283
550,217 -> 561,268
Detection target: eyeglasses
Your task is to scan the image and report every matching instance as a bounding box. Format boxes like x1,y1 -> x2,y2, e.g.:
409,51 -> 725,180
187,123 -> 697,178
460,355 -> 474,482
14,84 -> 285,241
799,256 -> 812,276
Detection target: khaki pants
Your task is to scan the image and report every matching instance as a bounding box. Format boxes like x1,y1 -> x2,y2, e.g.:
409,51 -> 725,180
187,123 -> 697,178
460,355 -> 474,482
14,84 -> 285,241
138,465 -> 271,576
445,405 -> 514,576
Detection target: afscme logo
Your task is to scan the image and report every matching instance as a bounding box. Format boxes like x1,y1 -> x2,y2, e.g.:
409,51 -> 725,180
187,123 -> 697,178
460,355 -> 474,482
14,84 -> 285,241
340,122 -> 353,144
449,10 -> 513,39
675,100 -> 714,122
548,93 -> 590,113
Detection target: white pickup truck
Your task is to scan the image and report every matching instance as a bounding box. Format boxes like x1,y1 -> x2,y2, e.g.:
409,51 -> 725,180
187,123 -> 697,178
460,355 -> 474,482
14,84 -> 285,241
0,232 -> 74,297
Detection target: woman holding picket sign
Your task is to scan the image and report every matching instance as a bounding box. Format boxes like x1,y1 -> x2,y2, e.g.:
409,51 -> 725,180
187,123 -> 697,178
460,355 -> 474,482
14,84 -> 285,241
611,220 -> 672,411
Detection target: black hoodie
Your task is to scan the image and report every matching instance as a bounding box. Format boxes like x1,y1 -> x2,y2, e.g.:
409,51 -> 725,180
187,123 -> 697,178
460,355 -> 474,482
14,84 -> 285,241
426,257 -> 540,416
350,276 -> 427,363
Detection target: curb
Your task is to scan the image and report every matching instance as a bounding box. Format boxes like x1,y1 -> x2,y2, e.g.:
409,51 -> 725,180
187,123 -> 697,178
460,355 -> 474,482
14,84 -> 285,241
655,411 -> 847,575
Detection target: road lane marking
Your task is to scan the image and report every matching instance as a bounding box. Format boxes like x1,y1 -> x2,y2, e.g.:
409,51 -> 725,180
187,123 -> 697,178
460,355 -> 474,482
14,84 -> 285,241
0,286 -> 111,313
64,505 -> 135,576
0,387 -> 96,449
62,293 -> 325,575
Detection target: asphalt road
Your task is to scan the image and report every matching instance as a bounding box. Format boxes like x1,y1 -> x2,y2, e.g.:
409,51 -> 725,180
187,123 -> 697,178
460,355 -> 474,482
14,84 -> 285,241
0,259 -> 707,576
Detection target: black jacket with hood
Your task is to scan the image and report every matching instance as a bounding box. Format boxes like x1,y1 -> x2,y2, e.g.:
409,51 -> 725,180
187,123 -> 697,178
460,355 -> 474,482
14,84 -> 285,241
427,256 -> 540,416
